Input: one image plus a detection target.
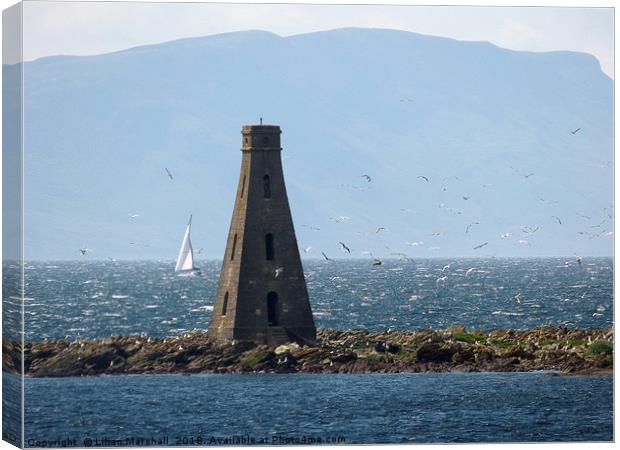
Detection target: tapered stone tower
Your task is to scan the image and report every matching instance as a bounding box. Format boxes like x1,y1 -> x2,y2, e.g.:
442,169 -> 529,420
207,124 -> 316,346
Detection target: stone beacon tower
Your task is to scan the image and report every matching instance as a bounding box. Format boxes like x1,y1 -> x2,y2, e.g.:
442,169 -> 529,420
207,124 -> 316,346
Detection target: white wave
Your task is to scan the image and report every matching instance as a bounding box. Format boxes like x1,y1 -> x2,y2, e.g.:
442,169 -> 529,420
190,305 -> 214,312
491,310 -> 525,316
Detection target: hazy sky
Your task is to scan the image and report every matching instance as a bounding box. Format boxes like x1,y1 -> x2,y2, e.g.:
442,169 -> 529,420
18,1 -> 615,77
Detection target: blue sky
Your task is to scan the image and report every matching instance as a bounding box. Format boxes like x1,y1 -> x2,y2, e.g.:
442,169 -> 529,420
19,1 -> 614,77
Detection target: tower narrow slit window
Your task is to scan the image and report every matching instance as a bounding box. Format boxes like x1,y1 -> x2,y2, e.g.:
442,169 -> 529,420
231,234 -> 238,260
263,174 -> 271,198
267,291 -> 278,326
222,292 -> 229,316
265,233 -> 274,260
240,175 -> 246,198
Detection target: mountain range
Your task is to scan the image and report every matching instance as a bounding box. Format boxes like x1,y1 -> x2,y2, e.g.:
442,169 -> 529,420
8,27 -> 613,260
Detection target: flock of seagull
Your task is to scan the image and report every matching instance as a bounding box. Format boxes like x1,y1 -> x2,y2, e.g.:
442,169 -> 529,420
79,128 -> 612,284
297,126 -> 612,275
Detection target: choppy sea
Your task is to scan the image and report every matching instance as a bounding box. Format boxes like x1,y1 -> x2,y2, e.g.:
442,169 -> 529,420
6,257 -> 614,340
2,258 -> 614,445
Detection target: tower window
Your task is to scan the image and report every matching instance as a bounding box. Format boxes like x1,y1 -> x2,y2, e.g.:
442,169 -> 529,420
222,292 -> 229,316
263,174 -> 271,198
267,291 -> 278,326
231,234 -> 237,260
240,175 -> 246,198
265,233 -> 274,260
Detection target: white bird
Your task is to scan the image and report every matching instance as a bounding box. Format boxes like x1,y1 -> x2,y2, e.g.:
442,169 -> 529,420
417,175 -> 430,183
441,264 -> 451,272
465,222 -> 479,234
518,239 -> 530,246
515,293 -> 523,304
128,213 -> 140,219
406,241 -> 424,246
576,255 -> 582,266
303,246 -> 312,253
332,216 -> 351,223
303,225 -> 321,231
465,268 -> 476,276
436,276 -> 448,285
79,248 -> 89,256
274,267 -> 284,278
500,232 -> 512,239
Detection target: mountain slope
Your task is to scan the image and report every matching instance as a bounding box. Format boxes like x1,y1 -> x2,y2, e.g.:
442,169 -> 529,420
14,28 -> 613,259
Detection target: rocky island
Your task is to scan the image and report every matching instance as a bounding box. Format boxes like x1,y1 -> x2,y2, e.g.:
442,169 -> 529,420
3,326 -> 613,377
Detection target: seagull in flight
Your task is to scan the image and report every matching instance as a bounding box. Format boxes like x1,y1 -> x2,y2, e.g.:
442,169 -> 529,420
522,226 -> 539,234
321,252 -> 332,261
303,246 -> 312,253
339,242 -> 351,253
473,242 -> 488,250
165,168 -> 174,180
376,226 -> 386,234
552,215 -> 562,225
79,248 -> 89,256
274,267 -> 284,278
570,127 -> 581,135
372,258 -> 382,266
465,222 -> 480,234
523,173 -> 534,179
128,213 -> 140,219
465,268 -> 476,276
362,174 -> 372,182
332,215 -> 351,223
417,175 -> 430,183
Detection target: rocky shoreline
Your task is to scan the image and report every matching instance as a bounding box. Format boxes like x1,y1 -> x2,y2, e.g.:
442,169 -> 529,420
2,326 -> 613,377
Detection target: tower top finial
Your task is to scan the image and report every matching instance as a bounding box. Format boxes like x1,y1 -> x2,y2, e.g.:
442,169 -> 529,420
260,117 -> 263,125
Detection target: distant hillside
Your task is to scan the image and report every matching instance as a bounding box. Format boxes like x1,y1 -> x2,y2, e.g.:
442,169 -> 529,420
11,28 -> 613,260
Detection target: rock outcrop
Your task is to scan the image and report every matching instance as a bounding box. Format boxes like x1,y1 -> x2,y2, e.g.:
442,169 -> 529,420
2,326 -> 613,377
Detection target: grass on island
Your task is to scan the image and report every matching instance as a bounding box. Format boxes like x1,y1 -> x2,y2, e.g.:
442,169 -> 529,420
587,340 -> 613,357
452,332 -> 487,344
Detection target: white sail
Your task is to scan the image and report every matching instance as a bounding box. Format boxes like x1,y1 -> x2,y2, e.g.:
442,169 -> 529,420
175,216 -> 196,272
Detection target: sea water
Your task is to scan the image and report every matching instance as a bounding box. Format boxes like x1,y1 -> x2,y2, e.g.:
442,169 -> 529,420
16,372 -> 613,444
8,257 -> 614,340
2,258 -> 614,444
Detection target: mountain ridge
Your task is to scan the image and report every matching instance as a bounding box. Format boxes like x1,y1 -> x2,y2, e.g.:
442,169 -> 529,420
7,27 -> 612,260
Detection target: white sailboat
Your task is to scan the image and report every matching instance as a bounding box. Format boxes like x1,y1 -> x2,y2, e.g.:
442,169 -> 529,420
175,215 -> 200,275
